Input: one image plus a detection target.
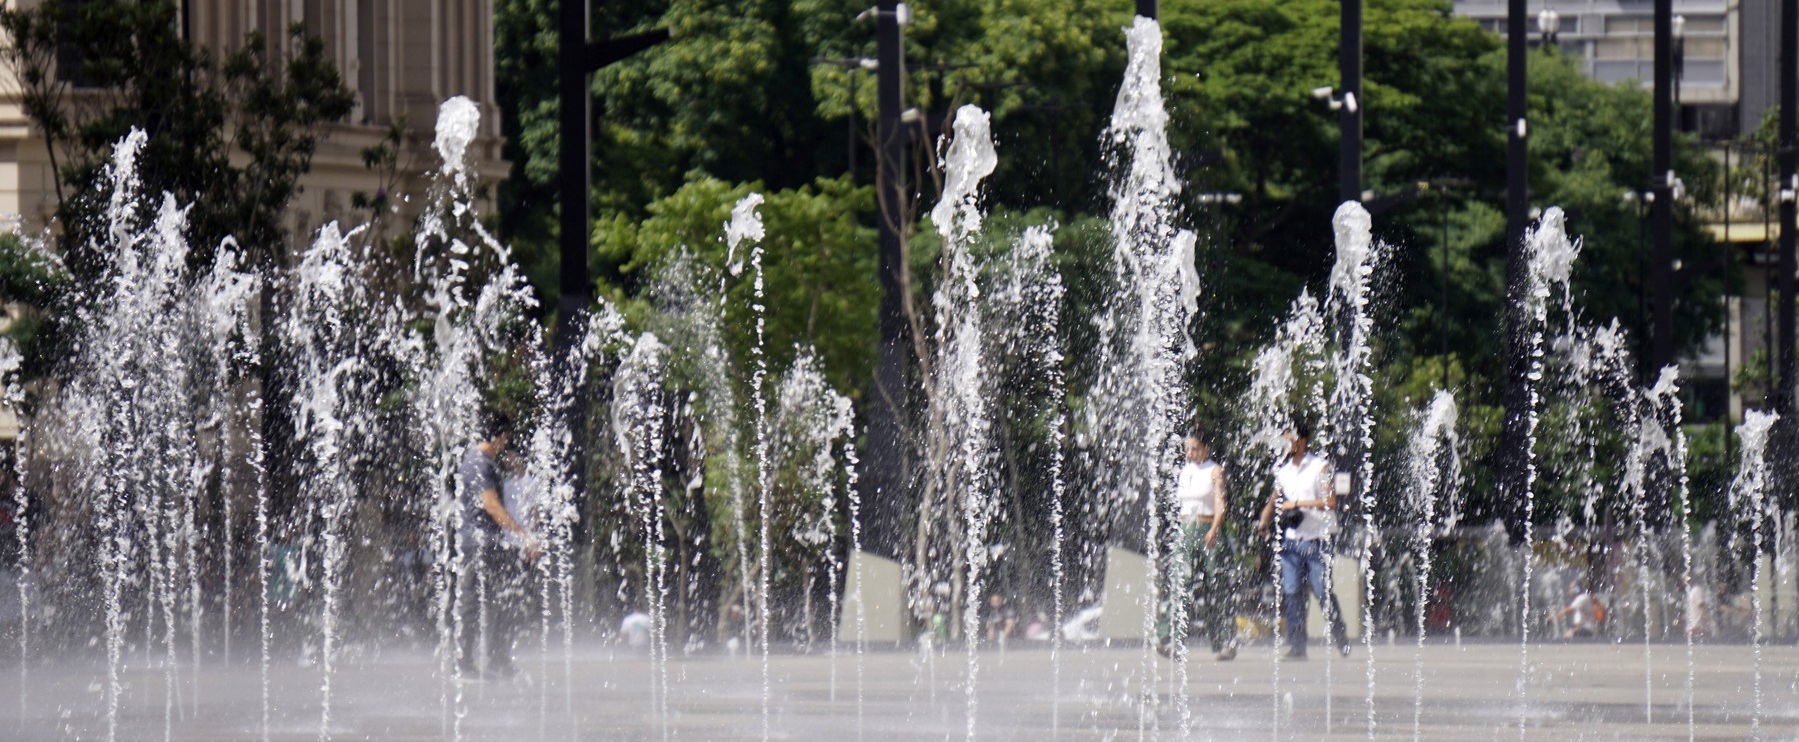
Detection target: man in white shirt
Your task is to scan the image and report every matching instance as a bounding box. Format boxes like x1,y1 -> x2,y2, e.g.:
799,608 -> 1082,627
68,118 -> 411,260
1553,582 -> 1604,639
1257,421 -> 1348,659
1157,425 -> 1236,661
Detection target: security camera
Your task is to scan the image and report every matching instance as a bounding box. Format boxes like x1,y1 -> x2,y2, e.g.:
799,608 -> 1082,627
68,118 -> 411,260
1311,86 -> 1334,100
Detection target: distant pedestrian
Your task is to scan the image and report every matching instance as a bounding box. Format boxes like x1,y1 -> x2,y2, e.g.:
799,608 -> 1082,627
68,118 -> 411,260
1158,425 -> 1237,661
1257,421 -> 1348,659
456,410 -> 538,679
621,610 -> 653,648
984,594 -> 1019,644
1552,582 -> 1604,640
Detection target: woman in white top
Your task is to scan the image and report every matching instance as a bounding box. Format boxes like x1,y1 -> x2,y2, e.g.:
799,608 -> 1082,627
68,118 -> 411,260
1158,426 -> 1238,661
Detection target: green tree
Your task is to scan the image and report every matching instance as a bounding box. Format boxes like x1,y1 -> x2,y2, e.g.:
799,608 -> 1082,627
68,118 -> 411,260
486,0 -> 1741,615
593,173 -> 877,394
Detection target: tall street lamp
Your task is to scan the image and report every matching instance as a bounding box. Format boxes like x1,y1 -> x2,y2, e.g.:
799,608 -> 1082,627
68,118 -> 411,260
1340,0 -> 1363,204
1650,0 -> 1675,375
1500,0 -> 1531,544
558,1 -> 668,503
1776,0 -> 1797,508
1673,15 -> 1686,115
863,0 -> 911,561
810,57 -> 879,177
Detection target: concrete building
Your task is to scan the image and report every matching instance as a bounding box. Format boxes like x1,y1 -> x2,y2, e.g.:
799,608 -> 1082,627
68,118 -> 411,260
1455,1 -> 1782,422
0,0 -> 507,243
0,0 -> 507,441
1453,1 -> 1739,134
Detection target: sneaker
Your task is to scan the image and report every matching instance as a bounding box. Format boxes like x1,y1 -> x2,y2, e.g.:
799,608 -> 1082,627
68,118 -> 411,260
1282,648 -> 1307,661
1154,639 -> 1172,658
1338,640 -> 1352,657
1215,646 -> 1237,661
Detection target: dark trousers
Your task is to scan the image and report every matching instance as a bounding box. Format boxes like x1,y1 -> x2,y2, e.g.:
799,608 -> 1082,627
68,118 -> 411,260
1280,537 -> 1346,655
458,532 -> 524,670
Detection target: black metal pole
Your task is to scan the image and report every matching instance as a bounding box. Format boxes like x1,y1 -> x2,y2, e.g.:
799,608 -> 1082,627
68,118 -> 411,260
848,73 -> 858,177
1500,0 -> 1530,543
1640,201 -> 1650,360
1441,191 -> 1450,391
1725,143 -> 1734,433
1651,0 -> 1675,375
555,2 -> 667,510
556,0 -> 593,494
1136,0 -> 1157,19
1781,0 -> 1797,419
1768,146 -> 1777,410
864,0 -> 909,560
1340,0 -> 1363,204
1776,0 -> 1798,513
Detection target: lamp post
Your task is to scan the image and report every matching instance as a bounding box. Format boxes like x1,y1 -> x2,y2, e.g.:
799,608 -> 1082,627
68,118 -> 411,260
1419,177 -> 1472,391
1625,187 -> 1655,363
1673,15 -> 1686,116
1537,7 -> 1559,49
1137,0 -> 1156,19
811,57 -> 879,177
1310,85 -> 1363,202
558,1 -> 668,503
1650,0 -> 1675,375
1779,1 -> 1797,425
863,0 -> 910,560
1500,0 -> 1531,544
1340,0 -> 1363,204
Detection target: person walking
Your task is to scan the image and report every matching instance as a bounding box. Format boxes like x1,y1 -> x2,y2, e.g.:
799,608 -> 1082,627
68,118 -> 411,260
1257,421 -> 1348,660
457,411 -> 538,679
1158,425 -> 1237,660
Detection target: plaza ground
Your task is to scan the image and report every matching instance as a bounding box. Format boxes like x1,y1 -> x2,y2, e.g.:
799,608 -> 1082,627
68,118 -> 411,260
0,639 -> 1794,740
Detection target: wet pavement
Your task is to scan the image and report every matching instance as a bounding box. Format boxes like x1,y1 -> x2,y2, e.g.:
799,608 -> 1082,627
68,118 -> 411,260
0,639 -> 1794,740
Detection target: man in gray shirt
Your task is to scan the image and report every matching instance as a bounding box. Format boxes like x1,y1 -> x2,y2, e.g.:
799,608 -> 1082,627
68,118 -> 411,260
457,411 -> 536,678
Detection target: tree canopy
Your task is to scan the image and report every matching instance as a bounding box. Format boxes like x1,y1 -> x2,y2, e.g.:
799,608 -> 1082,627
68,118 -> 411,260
496,0 -> 1726,430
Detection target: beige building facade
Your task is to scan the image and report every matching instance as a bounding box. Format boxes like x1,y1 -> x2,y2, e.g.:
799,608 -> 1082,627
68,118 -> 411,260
0,0 -> 508,242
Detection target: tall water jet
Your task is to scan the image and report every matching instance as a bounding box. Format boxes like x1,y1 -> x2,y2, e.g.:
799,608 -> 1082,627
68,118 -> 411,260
281,220 -> 385,740
48,128 -> 258,741
523,303 -> 621,723
1729,410 -> 1778,740
613,332 -> 673,740
924,102 -> 998,740
680,239 -> 758,661
730,189 -> 773,742
716,198 -> 760,659
1091,16 -> 1199,732
1324,200 -> 1385,738
993,224 -> 1065,733
772,348 -> 855,689
249,348 -> 271,742
1240,292 -> 1326,737
1622,366 -> 1685,723
409,95 -> 539,739
1404,391 -> 1460,741
1512,207 -> 1579,730
0,337 -> 26,722
646,249 -> 753,665
1668,379 -> 1696,741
